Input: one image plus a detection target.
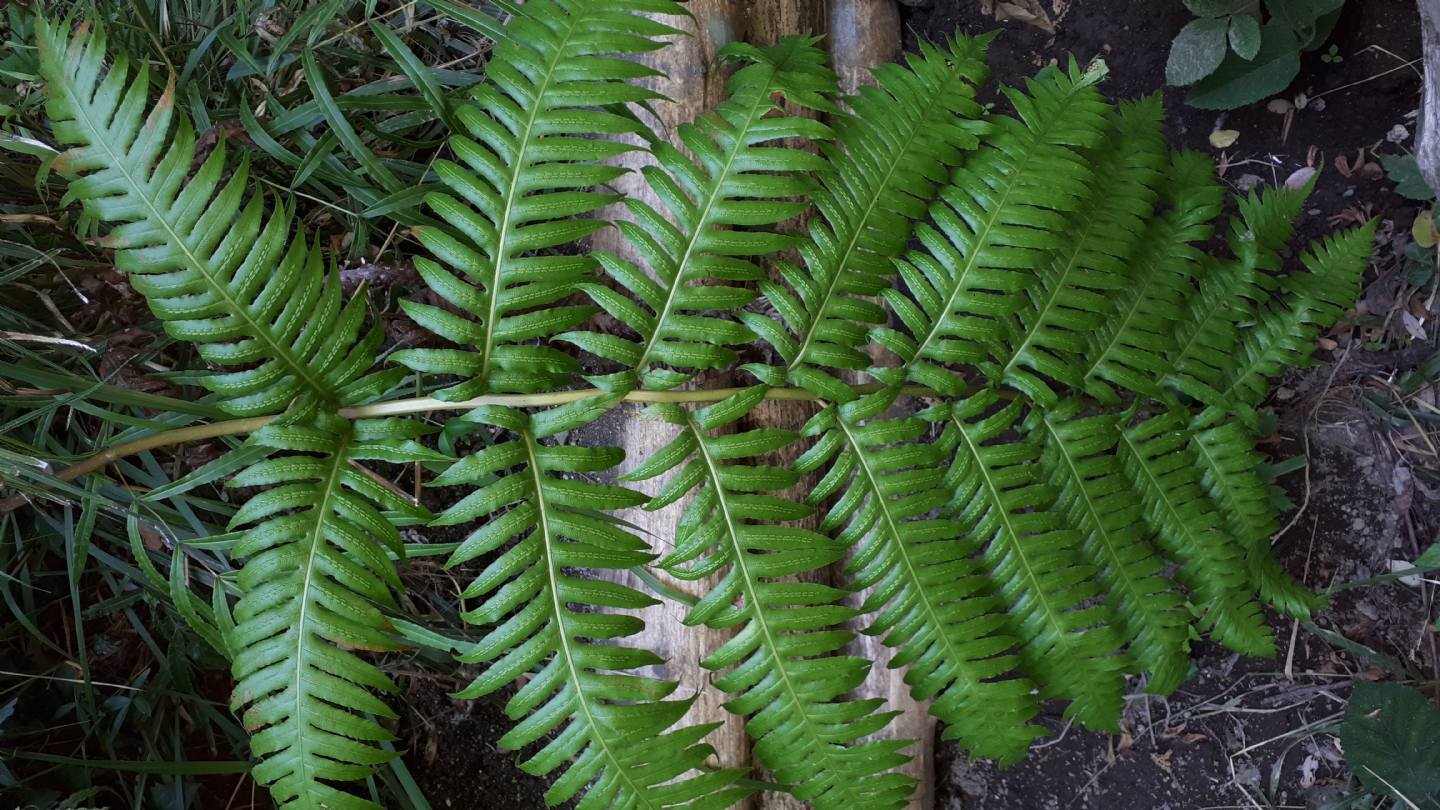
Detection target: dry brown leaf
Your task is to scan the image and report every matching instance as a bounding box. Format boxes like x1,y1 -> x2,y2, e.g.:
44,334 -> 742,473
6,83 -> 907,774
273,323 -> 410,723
140,524 -> 167,552
983,0 -> 1056,32
1151,750 -> 1173,774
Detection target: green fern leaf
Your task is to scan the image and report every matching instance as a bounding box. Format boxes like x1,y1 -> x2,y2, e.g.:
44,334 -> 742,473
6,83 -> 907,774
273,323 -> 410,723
1184,223 -> 1374,617
1081,149 -> 1224,405
624,387 -> 916,808
37,19 -> 433,808
989,96 -> 1168,405
1163,179 -> 1314,406
872,59 -> 1111,396
563,37 -> 837,393
794,402 -> 1043,763
1117,409 -> 1274,656
227,413 -> 434,810
1211,222 -> 1378,423
393,0 -> 687,398
932,391 -> 1127,730
1188,420 -> 1318,619
1029,401 -> 1191,694
431,398 -> 751,809
741,35 -> 990,399
37,19 -> 395,416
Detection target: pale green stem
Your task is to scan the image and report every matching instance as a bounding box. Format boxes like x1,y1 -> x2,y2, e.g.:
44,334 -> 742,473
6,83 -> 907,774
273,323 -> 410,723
1,384 -> 942,508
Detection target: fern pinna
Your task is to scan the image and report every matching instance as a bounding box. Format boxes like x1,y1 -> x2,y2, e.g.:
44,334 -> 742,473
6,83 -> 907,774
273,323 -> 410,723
30,4 -> 1374,808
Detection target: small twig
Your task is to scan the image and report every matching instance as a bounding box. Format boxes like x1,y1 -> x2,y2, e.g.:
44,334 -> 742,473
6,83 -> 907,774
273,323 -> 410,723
1283,519 -> 1320,681
1314,55 -> 1424,100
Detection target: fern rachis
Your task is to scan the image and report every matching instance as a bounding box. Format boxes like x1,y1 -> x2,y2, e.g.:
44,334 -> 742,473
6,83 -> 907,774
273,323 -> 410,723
25,12 -> 1380,809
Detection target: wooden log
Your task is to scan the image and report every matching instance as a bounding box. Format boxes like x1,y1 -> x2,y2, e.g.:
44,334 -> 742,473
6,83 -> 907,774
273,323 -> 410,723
1418,0 -> 1440,195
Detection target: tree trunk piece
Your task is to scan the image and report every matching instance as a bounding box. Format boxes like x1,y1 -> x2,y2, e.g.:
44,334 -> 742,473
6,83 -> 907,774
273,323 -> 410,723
1418,0 -> 1440,196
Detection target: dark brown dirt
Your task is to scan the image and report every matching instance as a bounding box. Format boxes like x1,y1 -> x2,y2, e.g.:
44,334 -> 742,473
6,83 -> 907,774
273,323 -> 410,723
903,2 -> 1434,808
403,678 -> 556,810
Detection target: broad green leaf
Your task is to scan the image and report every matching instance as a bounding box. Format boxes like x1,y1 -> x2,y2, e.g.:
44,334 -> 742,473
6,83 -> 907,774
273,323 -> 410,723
1228,14 -> 1260,60
1186,22 -> 1300,109
1382,153 -> 1438,201
1167,18 -> 1229,86
1340,682 -> 1440,807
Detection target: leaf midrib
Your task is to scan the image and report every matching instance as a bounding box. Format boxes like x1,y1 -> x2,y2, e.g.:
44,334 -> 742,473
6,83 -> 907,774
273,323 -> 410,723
1116,427 -> 1245,606
291,435 -> 351,801
62,75 -> 331,403
837,420 -> 980,686
631,78 -> 780,378
949,414 -> 1078,648
1080,215 -> 1186,385
997,193 -> 1107,384
787,64 -> 972,373
1040,417 -> 1173,639
687,415 -> 858,801
906,83 -> 1092,378
1215,300 -> 1320,404
478,14 -> 584,384
522,429 -> 662,810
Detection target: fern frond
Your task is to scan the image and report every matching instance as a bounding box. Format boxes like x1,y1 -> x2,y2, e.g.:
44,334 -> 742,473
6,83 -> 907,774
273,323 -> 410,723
227,413 -> 437,810
1162,179 -> 1313,406
1210,222 -> 1377,423
564,37 -> 838,393
1117,409 -> 1273,656
988,96 -> 1167,405
393,0 -> 687,398
932,391 -> 1127,729
431,398 -> 750,809
872,59 -> 1111,396
1080,150 -> 1223,405
1182,224 -> 1373,618
1029,401 -> 1191,694
794,403 -> 1043,763
740,36 -> 990,400
37,19 -> 397,417
1188,420 -> 1317,619
624,387 -> 915,808
39,19 -> 433,808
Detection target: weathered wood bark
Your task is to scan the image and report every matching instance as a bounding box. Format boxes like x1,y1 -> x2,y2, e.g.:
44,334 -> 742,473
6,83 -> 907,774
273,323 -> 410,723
1419,0 -> 1440,195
